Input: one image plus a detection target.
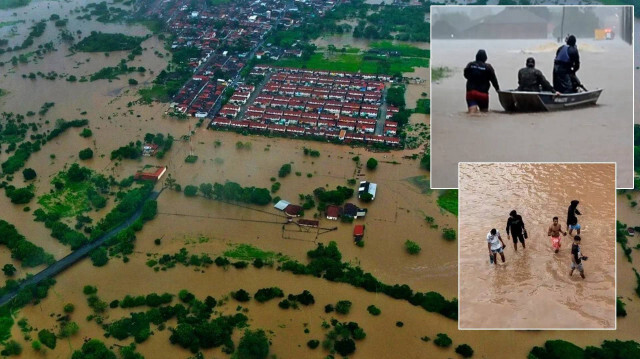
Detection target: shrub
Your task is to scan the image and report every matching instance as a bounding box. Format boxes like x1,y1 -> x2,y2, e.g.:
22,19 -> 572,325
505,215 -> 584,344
232,289 -> 251,302
2,340 -> 22,356
617,297 -> 627,317
367,305 -> 381,316
278,163 -> 292,178
83,285 -> 97,295
442,228 -> 456,241
38,329 -> 56,349
278,299 -> 290,309
366,158 -> 378,170
22,168 -> 36,181
254,287 -> 284,303
2,264 -> 16,276
5,185 -> 35,204
78,148 -> 94,160
90,247 -> 109,267
405,240 -> 421,255
396,321 -> 404,327
31,341 -> 42,351
64,303 -> 75,313
237,329 -> 269,359
80,128 -> 93,138
456,344 -> 474,358
128,78 -> 138,85
307,340 -> 320,349
434,333 -> 452,348
334,338 -> 356,356
184,185 -> 198,197
324,304 -> 334,313
335,300 -> 352,315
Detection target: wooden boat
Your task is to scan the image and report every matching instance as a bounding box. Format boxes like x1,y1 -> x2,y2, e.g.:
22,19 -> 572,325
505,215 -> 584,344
498,88 -> 603,112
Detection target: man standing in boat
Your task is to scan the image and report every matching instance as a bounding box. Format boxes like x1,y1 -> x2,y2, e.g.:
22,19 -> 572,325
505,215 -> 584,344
553,35 -> 581,93
464,49 -> 500,113
517,57 -> 559,94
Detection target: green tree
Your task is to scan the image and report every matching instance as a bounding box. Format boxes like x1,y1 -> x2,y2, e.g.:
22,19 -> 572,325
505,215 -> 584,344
90,247 -> 109,267
405,240 -> 421,255
237,329 -> 270,359
2,264 -> 16,276
434,333 -> 452,347
455,344 -> 474,358
2,340 -> 22,356
71,339 -> 116,359
184,185 -> 198,197
278,163 -> 292,178
38,329 -> 56,349
22,168 -> 36,180
334,338 -> 356,356
79,148 -> 94,160
366,158 -> 378,170
128,78 -> 138,85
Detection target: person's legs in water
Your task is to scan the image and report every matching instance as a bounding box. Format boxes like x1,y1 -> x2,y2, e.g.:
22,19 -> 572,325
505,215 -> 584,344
515,232 -> 525,249
466,90 -> 488,113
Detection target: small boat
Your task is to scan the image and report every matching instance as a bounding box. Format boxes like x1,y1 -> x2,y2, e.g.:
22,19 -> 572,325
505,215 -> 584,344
498,88 -> 603,112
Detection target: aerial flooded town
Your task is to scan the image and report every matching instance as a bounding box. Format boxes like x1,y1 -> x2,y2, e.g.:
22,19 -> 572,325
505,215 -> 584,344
0,0 -> 637,358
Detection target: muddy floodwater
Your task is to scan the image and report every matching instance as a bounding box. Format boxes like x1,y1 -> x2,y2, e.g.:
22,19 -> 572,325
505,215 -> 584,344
431,39 -> 634,188
459,163 -> 616,329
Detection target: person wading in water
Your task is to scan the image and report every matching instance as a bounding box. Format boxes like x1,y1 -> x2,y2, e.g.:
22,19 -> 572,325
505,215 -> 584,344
506,210 -> 527,251
464,49 -> 500,113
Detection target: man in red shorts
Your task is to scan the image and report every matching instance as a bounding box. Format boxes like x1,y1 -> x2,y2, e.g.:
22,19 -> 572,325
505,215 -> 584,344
463,49 -> 500,113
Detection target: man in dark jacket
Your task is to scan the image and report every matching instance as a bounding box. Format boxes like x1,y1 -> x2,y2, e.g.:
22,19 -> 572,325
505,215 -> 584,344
553,35 -> 581,93
518,57 -> 558,93
464,49 -> 500,113
567,200 -> 582,236
506,210 -> 526,251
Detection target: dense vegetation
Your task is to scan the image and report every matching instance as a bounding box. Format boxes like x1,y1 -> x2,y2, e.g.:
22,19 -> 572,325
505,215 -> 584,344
139,46 -> 201,103
437,189 -> 458,216
73,31 -> 146,52
0,220 -> 55,267
279,241 -> 457,320
0,0 -> 31,10
529,339 -> 640,359
186,181 -> 272,206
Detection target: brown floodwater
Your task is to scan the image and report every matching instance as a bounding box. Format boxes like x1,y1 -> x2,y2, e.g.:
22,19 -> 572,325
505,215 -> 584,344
459,163 -> 616,329
1,3 -> 640,358
431,38 -> 634,188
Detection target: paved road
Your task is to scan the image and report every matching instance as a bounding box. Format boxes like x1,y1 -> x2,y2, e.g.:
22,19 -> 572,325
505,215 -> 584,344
0,189 -> 162,307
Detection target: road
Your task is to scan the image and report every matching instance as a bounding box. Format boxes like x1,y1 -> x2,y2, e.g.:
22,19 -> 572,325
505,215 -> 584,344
375,87 -> 389,135
0,189 -> 163,307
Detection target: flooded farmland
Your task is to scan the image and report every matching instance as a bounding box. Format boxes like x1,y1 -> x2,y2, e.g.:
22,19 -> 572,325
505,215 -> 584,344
459,163 -> 616,329
0,1 -> 639,358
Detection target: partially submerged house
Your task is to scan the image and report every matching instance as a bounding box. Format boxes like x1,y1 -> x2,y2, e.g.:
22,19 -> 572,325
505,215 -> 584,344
343,203 -> 367,219
358,181 -> 377,201
325,205 -> 341,220
134,166 -> 167,182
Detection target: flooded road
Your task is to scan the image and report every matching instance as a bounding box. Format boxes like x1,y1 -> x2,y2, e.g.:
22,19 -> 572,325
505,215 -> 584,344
431,39 -> 634,188
459,163 -> 616,329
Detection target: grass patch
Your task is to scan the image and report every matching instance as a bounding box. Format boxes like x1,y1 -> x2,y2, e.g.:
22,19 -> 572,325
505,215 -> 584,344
0,20 -> 24,28
370,41 -> 429,58
432,66 -> 453,82
437,189 -> 458,216
223,244 -> 283,262
0,89 -> 8,98
38,177 -> 93,218
406,175 -> 431,194
269,53 -> 427,75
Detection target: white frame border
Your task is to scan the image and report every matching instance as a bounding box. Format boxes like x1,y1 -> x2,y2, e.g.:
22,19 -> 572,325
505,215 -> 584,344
429,5 -> 635,190
457,161 -> 617,331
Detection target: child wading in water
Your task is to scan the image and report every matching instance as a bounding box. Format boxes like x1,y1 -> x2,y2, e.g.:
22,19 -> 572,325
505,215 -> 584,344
547,216 -> 567,253
570,235 -> 588,279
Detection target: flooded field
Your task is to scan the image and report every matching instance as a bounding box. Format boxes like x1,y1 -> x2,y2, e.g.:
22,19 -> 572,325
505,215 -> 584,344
0,1 -> 639,358
459,163 -> 616,329
431,38 -> 634,188
313,35 -> 430,51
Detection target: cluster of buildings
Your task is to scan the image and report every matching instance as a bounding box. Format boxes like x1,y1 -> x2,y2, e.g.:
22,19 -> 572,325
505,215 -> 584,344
211,67 -> 401,146
145,0 -> 340,119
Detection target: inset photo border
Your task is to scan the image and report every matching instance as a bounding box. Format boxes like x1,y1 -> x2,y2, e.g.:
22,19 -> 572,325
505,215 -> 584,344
458,162 -> 616,330
429,5 -> 634,189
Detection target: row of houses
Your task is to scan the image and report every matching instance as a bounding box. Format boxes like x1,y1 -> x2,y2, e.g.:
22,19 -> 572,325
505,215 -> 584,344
210,118 -> 400,145
261,83 -> 382,105
251,66 -> 393,82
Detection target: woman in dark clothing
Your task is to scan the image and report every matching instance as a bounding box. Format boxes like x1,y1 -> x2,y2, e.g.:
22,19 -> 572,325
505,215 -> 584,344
567,200 -> 582,236
464,49 -> 500,113
506,210 -> 526,251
